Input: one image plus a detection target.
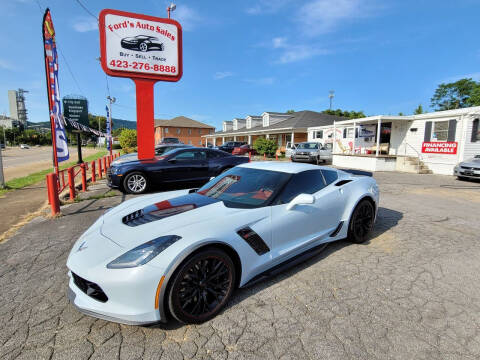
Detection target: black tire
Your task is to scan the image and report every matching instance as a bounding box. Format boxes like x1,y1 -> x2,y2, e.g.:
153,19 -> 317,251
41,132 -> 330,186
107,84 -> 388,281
168,249 -> 236,324
123,172 -> 148,194
347,199 -> 375,244
457,176 -> 466,181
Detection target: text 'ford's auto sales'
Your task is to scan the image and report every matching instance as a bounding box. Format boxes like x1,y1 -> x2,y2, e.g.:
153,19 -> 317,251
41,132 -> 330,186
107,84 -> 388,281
107,20 -> 176,41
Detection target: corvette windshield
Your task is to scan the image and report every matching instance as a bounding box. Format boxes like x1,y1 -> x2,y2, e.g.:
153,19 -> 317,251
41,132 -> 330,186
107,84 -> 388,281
197,168 -> 291,208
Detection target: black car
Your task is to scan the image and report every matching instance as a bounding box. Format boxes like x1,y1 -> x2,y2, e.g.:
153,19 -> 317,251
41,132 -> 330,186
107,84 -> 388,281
120,35 -> 164,52
218,141 -> 247,153
107,147 -> 249,194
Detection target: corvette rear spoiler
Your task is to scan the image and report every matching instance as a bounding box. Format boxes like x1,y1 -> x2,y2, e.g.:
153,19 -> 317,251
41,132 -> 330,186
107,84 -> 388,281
340,169 -> 373,177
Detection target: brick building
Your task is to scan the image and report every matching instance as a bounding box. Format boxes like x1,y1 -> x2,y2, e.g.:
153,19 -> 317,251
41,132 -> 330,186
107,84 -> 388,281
154,116 -> 215,146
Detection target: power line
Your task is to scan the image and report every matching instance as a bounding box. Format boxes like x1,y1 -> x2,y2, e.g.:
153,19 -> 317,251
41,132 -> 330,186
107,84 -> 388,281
58,49 -> 84,95
73,0 -> 98,20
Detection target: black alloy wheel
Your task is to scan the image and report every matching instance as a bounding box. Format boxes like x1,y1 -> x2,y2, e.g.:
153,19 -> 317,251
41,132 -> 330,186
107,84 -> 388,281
348,199 -> 375,243
168,249 -> 235,324
139,42 -> 148,52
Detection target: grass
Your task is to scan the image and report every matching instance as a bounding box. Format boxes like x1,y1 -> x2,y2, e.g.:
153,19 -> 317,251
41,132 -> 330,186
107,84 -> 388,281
0,150 -> 109,197
73,190 -> 119,202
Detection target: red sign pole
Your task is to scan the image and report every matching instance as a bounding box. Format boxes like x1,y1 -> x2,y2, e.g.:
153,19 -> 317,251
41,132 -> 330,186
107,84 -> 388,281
134,79 -> 156,159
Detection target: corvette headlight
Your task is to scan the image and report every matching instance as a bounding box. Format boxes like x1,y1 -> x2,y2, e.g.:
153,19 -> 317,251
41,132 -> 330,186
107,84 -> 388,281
106,235 -> 181,269
110,167 -> 121,174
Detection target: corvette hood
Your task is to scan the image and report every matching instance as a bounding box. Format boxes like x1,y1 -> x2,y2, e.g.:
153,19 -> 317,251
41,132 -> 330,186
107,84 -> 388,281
101,191 -> 242,248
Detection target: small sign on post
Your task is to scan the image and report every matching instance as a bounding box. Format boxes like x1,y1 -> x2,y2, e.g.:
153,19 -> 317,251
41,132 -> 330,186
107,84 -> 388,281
99,9 -> 183,160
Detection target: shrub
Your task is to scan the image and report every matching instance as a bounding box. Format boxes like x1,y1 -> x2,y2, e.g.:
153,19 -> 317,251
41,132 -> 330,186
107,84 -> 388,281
119,129 -> 137,151
253,137 -> 277,157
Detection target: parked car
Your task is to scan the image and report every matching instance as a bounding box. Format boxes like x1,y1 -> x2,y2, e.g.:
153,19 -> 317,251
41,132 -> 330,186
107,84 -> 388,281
0,143 -> 5,149
291,142 -> 332,164
218,141 -> 246,153
285,142 -> 298,158
232,144 -> 255,156
454,154 -> 480,180
20,144 -> 30,149
107,147 -> 249,194
112,144 -> 193,165
161,137 -> 181,144
67,162 -> 379,325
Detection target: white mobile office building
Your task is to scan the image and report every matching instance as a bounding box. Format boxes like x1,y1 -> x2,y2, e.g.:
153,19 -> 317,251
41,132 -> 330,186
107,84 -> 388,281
307,107 -> 480,175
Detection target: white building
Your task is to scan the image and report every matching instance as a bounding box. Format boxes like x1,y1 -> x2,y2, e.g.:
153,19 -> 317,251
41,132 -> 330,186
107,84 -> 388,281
308,107 -> 480,175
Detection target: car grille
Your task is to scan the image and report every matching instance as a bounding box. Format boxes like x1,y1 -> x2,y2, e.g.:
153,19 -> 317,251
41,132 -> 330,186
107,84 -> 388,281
72,272 -> 108,303
461,166 -> 480,171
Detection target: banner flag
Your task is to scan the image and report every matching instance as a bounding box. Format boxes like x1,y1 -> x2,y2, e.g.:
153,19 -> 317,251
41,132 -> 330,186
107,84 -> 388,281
43,9 -> 69,163
106,105 -> 111,151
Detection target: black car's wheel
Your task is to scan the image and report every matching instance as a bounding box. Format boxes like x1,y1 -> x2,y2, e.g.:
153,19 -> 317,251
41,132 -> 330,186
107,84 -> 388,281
348,199 -> 375,243
123,172 -> 148,194
139,42 -> 148,52
457,176 -> 466,181
168,249 -> 236,324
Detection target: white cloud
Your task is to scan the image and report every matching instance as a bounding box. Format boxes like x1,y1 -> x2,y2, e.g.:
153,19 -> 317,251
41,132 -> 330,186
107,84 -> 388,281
0,59 -> 15,70
72,18 -> 98,32
214,71 -> 234,80
246,0 -> 291,15
269,37 -> 330,64
244,77 -> 275,85
175,5 -> 202,31
296,0 -> 373,36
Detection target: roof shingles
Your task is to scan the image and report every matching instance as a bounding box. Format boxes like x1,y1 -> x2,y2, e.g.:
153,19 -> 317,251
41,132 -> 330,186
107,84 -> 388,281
154,116 -> 214,129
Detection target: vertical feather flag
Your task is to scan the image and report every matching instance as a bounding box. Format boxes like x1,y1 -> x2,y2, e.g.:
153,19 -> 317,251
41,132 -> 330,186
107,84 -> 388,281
43,9 -> 69,164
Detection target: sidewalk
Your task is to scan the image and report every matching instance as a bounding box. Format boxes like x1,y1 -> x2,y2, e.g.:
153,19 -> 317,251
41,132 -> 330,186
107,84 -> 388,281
0,180 -> 49,239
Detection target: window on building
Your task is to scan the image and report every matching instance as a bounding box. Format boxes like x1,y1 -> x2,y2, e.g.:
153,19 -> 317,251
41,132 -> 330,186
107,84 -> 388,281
432,121 -> 449,141
165,127 -> 169,133
188,140 -> 192,144
188,129 -> 192,135
347,128 -> 354,138
176,128 -> 181,135
315,130 -> 323,139
343,128 -> 347,138
199,129 -> 202,135
472,119 -> 479,142
199,140 -> 202,145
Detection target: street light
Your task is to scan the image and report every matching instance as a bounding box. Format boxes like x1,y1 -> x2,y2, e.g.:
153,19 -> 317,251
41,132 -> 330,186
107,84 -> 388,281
167,3 -> 176,19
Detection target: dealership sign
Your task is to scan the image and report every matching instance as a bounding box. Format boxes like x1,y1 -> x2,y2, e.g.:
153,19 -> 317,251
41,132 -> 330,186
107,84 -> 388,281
63,97 -> 89,130
99,9 -> 183,159
100,9 -> 182,82
421,141 -> 458,154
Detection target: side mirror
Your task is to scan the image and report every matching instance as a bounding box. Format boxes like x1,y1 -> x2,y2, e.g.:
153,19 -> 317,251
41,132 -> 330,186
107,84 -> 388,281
286,193 -> 315,211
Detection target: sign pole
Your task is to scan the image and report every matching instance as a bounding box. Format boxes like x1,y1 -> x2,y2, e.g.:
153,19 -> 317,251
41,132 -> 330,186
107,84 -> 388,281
0,145 -> 5,189
134,79 -> 156,159
76,132 -> 83,163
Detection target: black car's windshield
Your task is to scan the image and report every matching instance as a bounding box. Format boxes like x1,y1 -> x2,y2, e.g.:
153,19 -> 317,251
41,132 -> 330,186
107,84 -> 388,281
297,143 -> 319,150
197,167 -> 291,208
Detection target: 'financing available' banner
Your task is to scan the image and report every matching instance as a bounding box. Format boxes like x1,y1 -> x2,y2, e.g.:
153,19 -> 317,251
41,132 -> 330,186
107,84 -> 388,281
43,9 -> 69,163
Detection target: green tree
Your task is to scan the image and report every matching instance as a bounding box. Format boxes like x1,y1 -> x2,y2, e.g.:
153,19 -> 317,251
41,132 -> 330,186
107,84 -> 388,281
253,137 -> 277,157
88,113 -> 107,132
119,129 -> 137,153
430,78 -> 480,110
398,112 -> 404,116
413,104 -> 424,114
286,109 -> 295,114
322,109 -> 366,119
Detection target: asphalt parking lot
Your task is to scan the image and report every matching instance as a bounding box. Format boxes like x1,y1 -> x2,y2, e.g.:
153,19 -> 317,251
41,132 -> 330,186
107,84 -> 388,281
1,172 -> 480,359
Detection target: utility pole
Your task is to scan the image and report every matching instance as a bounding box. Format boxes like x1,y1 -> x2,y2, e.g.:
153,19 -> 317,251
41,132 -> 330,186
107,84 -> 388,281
0,140 -> 4,188
329,90 -> 335,110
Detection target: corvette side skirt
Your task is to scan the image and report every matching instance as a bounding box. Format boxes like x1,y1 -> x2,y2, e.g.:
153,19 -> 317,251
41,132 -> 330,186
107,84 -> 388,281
241,242 -> 329,288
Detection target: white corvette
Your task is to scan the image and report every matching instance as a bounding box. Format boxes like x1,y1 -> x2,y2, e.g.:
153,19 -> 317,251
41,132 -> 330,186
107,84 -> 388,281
67,162 -> 379,325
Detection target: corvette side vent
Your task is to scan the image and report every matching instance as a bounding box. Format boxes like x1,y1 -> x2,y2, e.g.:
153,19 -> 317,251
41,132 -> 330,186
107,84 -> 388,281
335,180 -> 352,186
237,227 -> 270,255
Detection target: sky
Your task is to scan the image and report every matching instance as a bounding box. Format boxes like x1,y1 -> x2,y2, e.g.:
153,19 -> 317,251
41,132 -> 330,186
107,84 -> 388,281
0,0 -> 479,130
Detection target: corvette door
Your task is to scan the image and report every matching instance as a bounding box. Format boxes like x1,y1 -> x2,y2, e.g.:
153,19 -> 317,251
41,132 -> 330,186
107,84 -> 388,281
270,170 -> 346,262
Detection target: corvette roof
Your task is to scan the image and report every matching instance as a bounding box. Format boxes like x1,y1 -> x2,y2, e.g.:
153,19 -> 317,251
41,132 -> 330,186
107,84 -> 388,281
237,161 -> 335,174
